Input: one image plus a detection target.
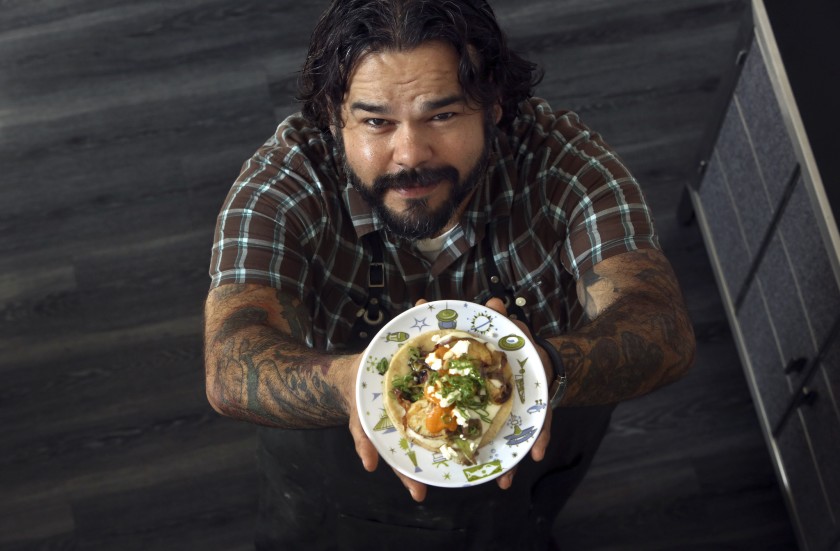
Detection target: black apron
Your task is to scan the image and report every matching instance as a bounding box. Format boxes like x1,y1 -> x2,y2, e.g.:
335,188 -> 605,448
254,236 -> 616,550
255,405 -> 613,551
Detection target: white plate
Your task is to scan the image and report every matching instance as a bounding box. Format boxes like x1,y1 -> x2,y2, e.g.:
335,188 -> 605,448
355,300 -> 548,488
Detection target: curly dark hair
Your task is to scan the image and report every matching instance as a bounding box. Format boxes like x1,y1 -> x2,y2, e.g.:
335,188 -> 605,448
297,0 -> 543,132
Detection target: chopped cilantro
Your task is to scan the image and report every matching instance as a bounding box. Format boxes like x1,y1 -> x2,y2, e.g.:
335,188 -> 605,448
393,373 -> 423,402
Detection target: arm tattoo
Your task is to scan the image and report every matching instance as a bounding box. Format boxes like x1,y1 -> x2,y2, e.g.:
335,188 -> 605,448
205,285 -> 349,428
275,289 -> 309,343
579,266 -> 620,321
561,250 -> 695,405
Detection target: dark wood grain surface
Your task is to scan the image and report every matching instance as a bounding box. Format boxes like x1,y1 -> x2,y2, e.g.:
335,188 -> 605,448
0,1 -> 799,549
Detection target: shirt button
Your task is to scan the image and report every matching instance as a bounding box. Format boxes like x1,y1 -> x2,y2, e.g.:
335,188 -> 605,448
515,297 -> 527,307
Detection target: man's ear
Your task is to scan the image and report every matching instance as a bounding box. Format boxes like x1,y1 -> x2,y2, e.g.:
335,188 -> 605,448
493,103 -> 502,125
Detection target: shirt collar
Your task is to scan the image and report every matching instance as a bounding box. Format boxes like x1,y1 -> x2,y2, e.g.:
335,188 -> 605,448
333,139 -> 385,238
343,183 -> 384,238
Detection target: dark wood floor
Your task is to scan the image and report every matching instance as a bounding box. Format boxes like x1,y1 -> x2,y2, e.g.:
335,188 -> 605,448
0,1 -> 800,549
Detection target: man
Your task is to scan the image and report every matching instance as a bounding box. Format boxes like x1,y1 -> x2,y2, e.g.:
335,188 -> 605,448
204,0 -> 696,549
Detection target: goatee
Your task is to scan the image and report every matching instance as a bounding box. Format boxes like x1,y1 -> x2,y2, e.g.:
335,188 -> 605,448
336,124 -> 494,240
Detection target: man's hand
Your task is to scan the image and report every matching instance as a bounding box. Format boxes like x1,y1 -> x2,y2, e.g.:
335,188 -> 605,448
345,334 -> 429,502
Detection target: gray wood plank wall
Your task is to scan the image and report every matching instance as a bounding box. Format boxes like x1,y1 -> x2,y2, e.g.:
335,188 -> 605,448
0,1 -> 799,549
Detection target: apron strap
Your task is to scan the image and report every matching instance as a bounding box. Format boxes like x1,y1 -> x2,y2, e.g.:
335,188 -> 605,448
482,234 -> 530,325
482,235 -> 567,407
347,234 -> 390,349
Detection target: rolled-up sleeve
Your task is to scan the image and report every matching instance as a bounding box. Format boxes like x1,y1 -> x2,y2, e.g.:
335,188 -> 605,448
526,104 -> 659,280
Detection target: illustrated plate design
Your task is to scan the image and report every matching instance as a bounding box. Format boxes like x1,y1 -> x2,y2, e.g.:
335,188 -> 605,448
355,300 -> 548,488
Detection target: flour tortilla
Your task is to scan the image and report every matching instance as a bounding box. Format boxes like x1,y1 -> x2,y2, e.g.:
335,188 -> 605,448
382,330 -> 514,460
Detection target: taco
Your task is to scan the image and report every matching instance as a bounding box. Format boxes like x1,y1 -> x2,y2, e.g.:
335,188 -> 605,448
382,330 -> 514,465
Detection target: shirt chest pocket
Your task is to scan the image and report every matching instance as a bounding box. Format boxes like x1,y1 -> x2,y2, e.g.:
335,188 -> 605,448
485,260 -> 574,337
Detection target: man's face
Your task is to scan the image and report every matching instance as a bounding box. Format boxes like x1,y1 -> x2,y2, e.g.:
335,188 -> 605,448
335,41 -> 500,240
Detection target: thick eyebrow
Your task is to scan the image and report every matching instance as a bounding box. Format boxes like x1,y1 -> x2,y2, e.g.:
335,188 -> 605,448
349,101 -> 389,115
348,94 -> 466,115
420,94 -> 465,111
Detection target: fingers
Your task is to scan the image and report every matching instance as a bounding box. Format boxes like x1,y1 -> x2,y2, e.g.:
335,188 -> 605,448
483,296 -> 507,316
350,419 -> 428,502
393,468 -> 428,502
531,405 -> 552,462
348,411 -> 379,472
484,297 -> 532,339
346,353 -> 379,472
354,302 -> 428,500
497,466 -> 516,490
349,390 -> 427,503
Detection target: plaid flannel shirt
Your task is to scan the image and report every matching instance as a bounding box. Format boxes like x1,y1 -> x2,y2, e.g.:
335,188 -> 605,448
209,98 -> 659,350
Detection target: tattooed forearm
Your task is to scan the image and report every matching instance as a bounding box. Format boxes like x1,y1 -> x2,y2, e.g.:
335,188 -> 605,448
204,284 -> 356,428
555,250 -> 695,406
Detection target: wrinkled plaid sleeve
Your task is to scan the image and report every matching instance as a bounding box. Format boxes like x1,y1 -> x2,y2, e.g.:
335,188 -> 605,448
517,100 -> 660,280
208,119 -> 331,297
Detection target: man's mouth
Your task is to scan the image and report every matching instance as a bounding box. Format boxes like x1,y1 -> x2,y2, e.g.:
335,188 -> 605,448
392,179 -> 443,198
373,167 -> 459,197
395,179 -> 437,190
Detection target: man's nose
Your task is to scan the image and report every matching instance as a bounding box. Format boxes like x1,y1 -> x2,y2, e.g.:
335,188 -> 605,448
391,123 -> 433,169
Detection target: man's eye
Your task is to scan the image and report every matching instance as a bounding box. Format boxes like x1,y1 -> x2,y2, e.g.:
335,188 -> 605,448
365,118 -> 388,127
432,112 -> 455,121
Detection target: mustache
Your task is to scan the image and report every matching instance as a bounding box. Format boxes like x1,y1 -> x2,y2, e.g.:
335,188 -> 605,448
372,166 -> 459,193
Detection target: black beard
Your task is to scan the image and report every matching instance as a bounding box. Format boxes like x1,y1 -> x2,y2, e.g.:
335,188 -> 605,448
336,121 -> 494,240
